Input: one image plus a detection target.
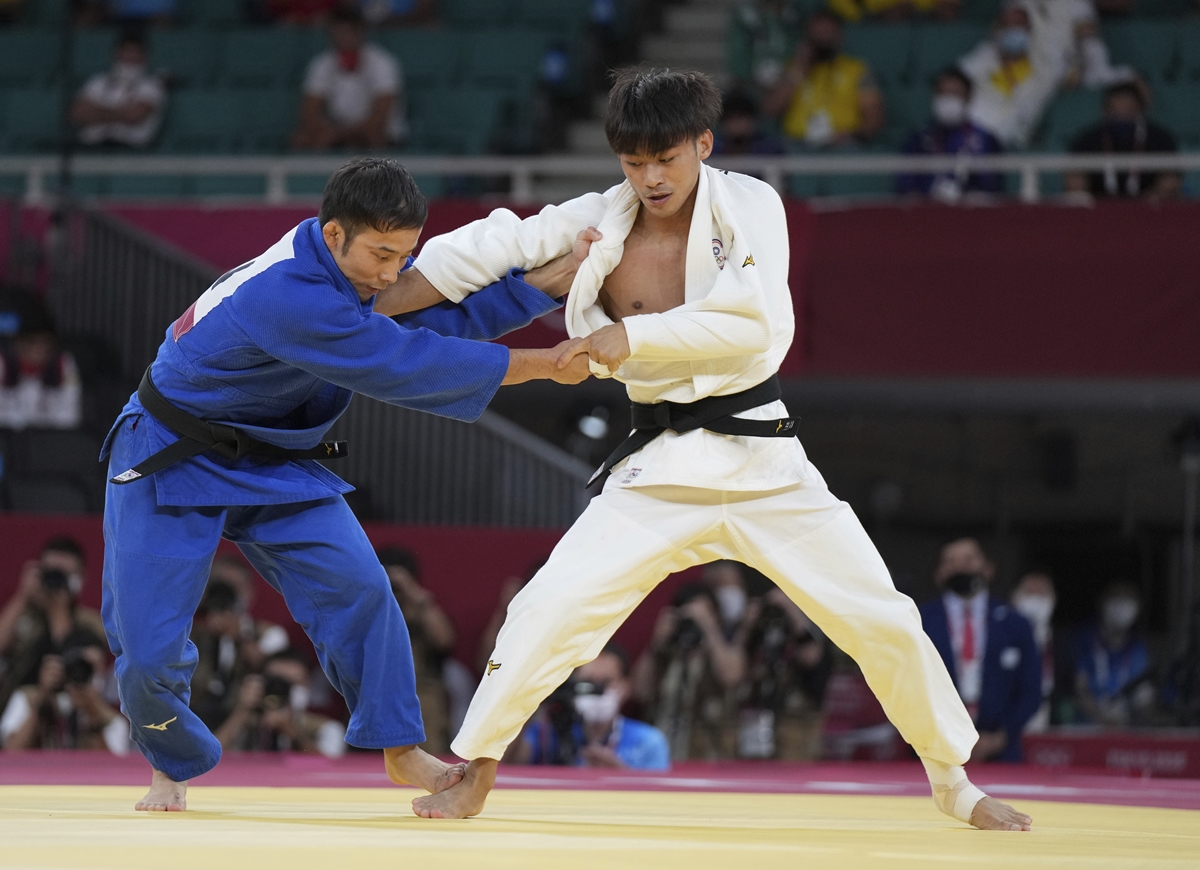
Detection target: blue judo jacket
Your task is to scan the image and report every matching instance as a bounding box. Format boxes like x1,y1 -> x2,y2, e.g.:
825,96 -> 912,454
101,218 -> 560,507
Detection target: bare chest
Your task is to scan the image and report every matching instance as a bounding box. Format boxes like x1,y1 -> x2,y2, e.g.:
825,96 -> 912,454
599,232 -> 688,320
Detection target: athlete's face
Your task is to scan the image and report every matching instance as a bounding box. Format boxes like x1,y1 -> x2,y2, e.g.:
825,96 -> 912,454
322,220 -> 422,301
617,132 -> 713,221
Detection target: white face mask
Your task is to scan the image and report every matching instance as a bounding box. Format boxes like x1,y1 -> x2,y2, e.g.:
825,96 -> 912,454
933,94 -> 968,128
289,684 -> 311,712
113,62 -> 145,83
1103,599 -> 1139,632
714,585 -> 747,625
1013,594 -> 1055,627
574,688 -> 621,725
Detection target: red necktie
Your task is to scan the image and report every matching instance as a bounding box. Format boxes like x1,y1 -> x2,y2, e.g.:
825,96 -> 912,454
962,610 -> 975,661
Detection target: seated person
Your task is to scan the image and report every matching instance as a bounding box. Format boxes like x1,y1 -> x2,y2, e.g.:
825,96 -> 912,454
896,67 -> 1003,201
292,7 -> 407,150
106,0 -> 177,24
358,0 -> 437,26
958,4 -> 1059,147
1014,0 -> 1133,91
713,90 -> 785,156
1072,581 -> 1155,727
0,307 -> 82,430
215,648 -> 347,758
69,31 -> 165,150
1065,83 -> 1180,201
762,9 -> 884,148
509,643 -> 669,771
207,554 -> 291,668
187,580 -> 263,733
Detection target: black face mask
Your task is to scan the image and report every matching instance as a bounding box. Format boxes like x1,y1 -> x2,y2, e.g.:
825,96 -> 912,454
810,42 -> 838,63
943,572 -> 983,597
1104,118 -> 1139,146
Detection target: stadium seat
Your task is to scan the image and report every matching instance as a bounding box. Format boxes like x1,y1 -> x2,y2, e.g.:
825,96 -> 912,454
0,30 -> 62,88
409,87 -> 506,154
0,89 -> 65,153
6,478 -> 91,514
25,0 -> 71,26
1156,83 -> 1200,147
159,89 -> 243,152
219,29 -> 304,89
885,84 -> 933,142
149,28 -> 222,88
14,429 -> 102,481
516,0 -> 589,35
375,30 -> 464,89
191,175 -> 268,197
1179,20 -> 1200,81
1102,20 -> 1178,84
910,23 -> 987,84
180,0 -> 244,26
842,23 -> 915,88
107,175 -> 190,198
239,89 -> 300,153
443,0 -> 515,29
70,28 -> 117,84
461,29 -> 546,93
1039,88 -> 1102,151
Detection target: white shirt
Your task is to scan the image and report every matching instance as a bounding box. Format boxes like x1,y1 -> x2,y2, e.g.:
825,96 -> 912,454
959,41 -> 1060,147
942,591 -> 989,706
1018,0 -> 1133,88
0,351 -> 82,430
302,43 -> 406,142
416,164 -> 810,492
77,65 -> 165,147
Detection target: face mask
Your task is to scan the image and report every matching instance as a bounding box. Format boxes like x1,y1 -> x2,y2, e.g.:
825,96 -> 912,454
113,62 -> 144,82
67,573 -> 83,597
575,687 -> 621,724
714,585 -> 747,625
1103,599 -> 1138,632
943,572 -> 983,598
289,684 -> 310,712
810,41 -> 837,63
933,94 -> 968,127
1013,595 -> 1055,628
997,27 -> 1030,57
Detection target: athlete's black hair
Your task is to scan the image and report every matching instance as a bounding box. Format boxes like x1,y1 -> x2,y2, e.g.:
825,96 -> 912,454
318,157 -> 427,252
605,67 -> 722,156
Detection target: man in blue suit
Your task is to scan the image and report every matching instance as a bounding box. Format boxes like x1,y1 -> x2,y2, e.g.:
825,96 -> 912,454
918,538 -> 1041,762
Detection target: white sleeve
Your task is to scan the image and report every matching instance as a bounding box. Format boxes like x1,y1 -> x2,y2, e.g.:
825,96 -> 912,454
134,77 -> 165,108
415,192 -> 611,302
957,42 -> 993,82
0,690 -> 32,745
303,54 -> 332,97
78,74 -> 107,103
365,47 -> 399,95
102,713 -> 131,755
315,719 -> 347,758
40,353 -> 82,429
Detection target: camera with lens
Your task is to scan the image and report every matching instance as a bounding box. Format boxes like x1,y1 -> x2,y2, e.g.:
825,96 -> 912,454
40,567 -> 71,594
543,677 -> 583,764
261,674 -> 294,711
62,647 -> 95,687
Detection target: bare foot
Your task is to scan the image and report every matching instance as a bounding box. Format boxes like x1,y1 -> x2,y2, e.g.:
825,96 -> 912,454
969,796 -> 1032,831
135,769 -> 187,812
411,757 -> 497,819
384,745 -> 466,794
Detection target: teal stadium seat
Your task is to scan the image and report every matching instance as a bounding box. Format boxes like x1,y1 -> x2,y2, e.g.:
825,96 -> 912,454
1102,20 -> 1178,84
1157,83 -> 1200,147
219,29 -> 304,89
70,29 -> 117,84
149,28 -> 222,88
239,89 -> 300,153
159,89 -> 242,152
911,23 -> 987,83
0,30 -> 61,87
25,0 -> 71,26
409,87 -> 505,154
376,30 -> 463,89
179,0 -> 244,26
107,175 -> 189,198
1179,20 -> 1200,81
841,24 -> 915,88
461,29 -> 545,93
959,0 -> 1000,22
442,0 -> 515,29
886,84 -> 934,141
191,175 -> 268,197
516,0 -> 589,36
1039,88 -> 1102,151
1,88 -> 64,153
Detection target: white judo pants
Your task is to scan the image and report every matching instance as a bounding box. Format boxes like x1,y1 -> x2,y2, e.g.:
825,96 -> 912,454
452,468 -> 979,772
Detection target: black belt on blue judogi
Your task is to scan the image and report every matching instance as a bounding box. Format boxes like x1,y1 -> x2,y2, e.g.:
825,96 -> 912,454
109,368 -> 348,485
588,374 -> 799,488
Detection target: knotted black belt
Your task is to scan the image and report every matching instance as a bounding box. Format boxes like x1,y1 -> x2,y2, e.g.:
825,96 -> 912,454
588,374 -> 798,487
109,368 -> 348,485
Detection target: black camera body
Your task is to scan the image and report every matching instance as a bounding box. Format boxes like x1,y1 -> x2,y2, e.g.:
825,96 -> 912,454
62,647 -> 95,686
261,675 -> 294,710
40,567 -> 71,594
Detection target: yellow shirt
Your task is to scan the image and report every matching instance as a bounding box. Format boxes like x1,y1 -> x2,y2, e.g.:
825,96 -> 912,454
781,55 -> 870,141
828,0 -> 943,21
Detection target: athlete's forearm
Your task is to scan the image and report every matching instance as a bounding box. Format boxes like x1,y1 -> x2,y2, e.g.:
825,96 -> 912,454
503,344 -> 591,386
373,268 -> 447,317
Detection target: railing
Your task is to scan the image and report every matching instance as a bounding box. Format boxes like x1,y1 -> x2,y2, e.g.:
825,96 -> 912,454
41,204 -> 592,526
3,152 -> 1200,204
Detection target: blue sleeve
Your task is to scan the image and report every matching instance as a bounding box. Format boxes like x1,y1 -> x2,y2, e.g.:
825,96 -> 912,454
394,269 -> 563,341
233,283 -> 509,423
522,721 -> 543,765
619,721 -> 671,771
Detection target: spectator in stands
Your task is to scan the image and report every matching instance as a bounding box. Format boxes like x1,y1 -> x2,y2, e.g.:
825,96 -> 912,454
105,0 -> 177,26
918,538 -> 1041,762
509,643 -> 670,770
207,554 -> 291,669
1010,570 -> 1063,732
0,635 -> 128,752
188,579 -> 264,734
763,9 -> 885,149
476,557 -> 546,675
1064,82 -> 1181,201
896,67 -> 1004,202
712,90 -> 784,156
739,587 -> 832,760
958,4 -> 1060,147
214,648 -> 347,758
292,7 -> 407,151
377,547 -> 474,752
0,307 -> 82,430
0,537 -> 103,712
727,0 -> 805,95
69,31 -> 165,151
632,583 -> 746,760
358,0 -> 437,26
1016,0 -> 1134,92
1073,581 -> 1155,727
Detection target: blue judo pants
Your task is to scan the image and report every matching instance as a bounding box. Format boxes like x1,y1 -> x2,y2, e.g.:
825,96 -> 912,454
100,419 -> 425,782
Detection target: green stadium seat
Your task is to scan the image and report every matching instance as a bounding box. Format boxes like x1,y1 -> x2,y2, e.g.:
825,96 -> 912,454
70,28 -> 117,84
1156,83 -> 1200,146
1039,88 -> 1102,151
1102,20 -> 1178,84
288,173 -> 331,196
823,173 -> 892,197
409,87 -> 506,154
516,0 -> 589,35
149,28 -> 222,88
159,89 -> 242,152
66,175 -> 112,196
443,0 -> 515,29
911,23 -> 987,84
239,89 -> 300,153
375,30 -> 463,89
26,0 -> 71,26
885,84 -> 933,140
0,31 -> 62,88
0,88 -> 65,153
108,175 -> 189,198
219,29 -> 304,89
181,0 -> 245,26
842,24 -> 915,87
461,29 -> 545,93
191,175 -> 267,197
1179,20 -> 1200,81
959,0 -> 1000,22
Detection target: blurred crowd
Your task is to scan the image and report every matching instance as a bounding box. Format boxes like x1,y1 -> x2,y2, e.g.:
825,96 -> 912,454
1,531 -> 1183,770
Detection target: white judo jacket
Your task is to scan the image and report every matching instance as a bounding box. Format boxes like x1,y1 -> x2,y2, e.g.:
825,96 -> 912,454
415,163 -> 808,491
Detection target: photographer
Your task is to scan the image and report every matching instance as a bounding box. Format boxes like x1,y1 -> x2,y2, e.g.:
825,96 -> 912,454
632,582 -> 751,760
214,648 -> 346,758
0,537 -> 105,711
509,643 -> 669,770
188,579 -> 264,733
0,636 -> 128,752
738,588 -> 831,760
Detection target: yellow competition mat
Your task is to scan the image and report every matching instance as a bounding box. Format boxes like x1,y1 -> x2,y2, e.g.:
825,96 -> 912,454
1,785 -> 1198,870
